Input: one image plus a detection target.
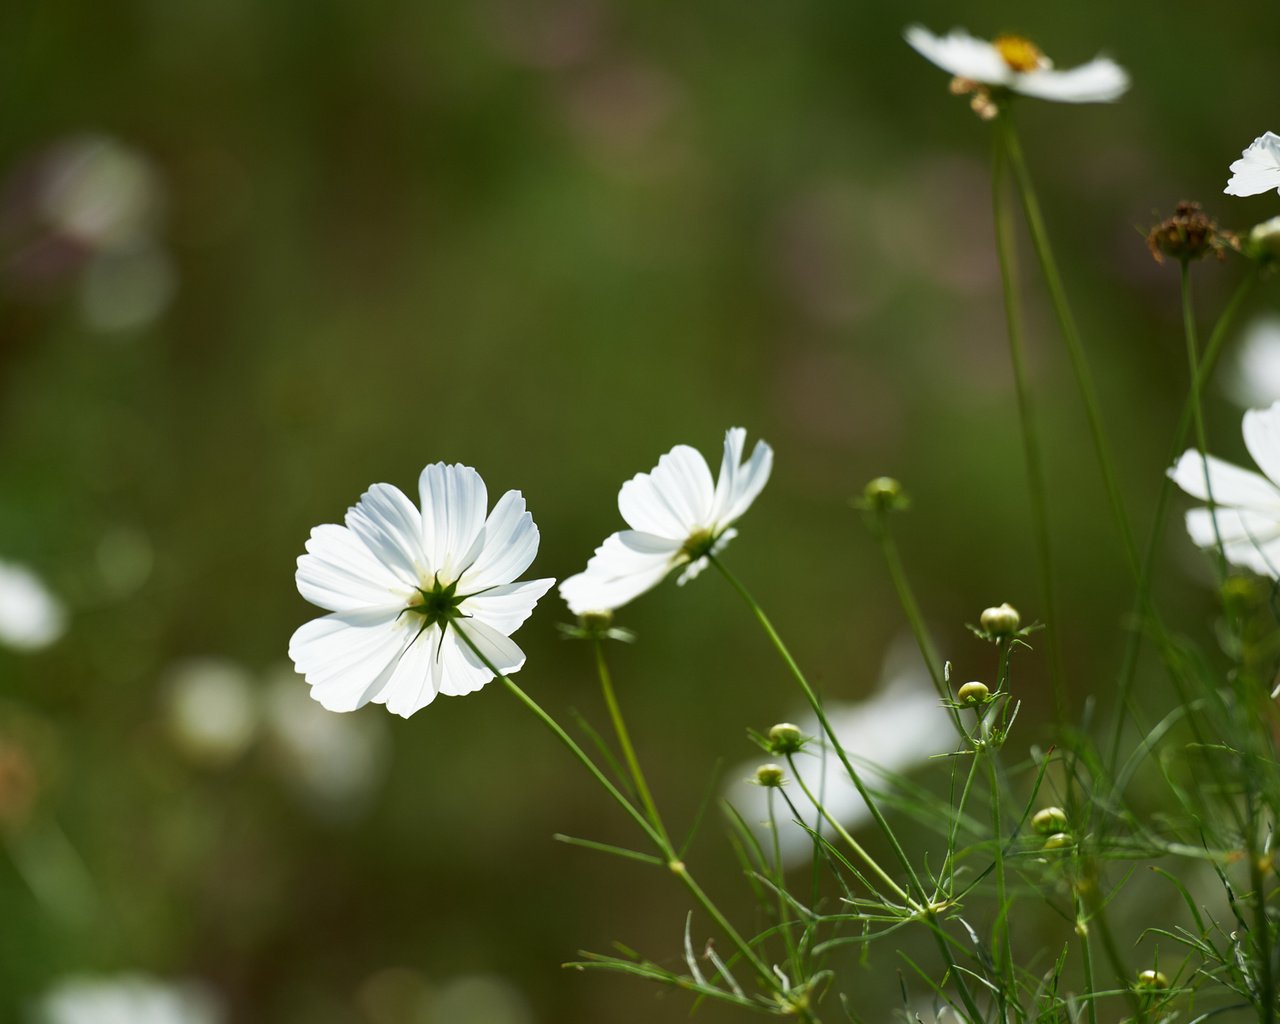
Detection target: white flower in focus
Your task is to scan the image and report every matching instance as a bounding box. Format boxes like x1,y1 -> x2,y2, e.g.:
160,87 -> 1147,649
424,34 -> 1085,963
161,658 -> 259,767
1170,402 -> 1280,577
0,561 -> 66,652
34,974 -> 222,1024
904,26 -> 1129,106
724,648 -> 952,867
289,463 -> 554,718
1226,315 -> 1280,409
559,427 -> 772,614
1225,132 -> 1280,198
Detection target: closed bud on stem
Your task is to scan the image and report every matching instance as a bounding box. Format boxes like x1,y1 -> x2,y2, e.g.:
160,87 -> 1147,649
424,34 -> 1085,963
578,610 -> 613,631
1248,216 -> 1280,262
957,681 -> 989,705
754,763 -> 785,788
1136,969 -> 1169,992
767,722 -> 804,756
859,476 -> 908,513
1032,806 -> 1068,835
1146,201 -> 1235,264
980,602 -> 1020,637
1042,832 -> 1073,851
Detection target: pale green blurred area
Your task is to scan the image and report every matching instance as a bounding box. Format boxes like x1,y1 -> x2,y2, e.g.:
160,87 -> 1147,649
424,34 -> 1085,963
0,1 -> 1277,1021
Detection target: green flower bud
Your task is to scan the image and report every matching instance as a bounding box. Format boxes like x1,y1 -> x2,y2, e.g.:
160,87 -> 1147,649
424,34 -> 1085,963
767,722 -> 805,756
1031,806 -> 1068,835
1042,832 -> 1073,851
578,610 -> 614,631
754,763 -> 785,788
860,477 -> 907,512
957,681 -> 989,705
1248,216 -> 1280,262
1136,969 -> 1168,991
980,602 -> 1020,637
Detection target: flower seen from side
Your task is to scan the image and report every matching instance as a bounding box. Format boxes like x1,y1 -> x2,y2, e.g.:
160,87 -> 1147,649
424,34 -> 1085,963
904,26 -> 1129,118
289,463 -> 554,718
559,427 -> 772,614
1169,402 -> 1280,578
1225,132 -> 1280,198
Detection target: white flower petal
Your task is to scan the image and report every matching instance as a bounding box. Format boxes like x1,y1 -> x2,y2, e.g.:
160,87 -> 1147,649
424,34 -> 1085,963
344,483 -> 426,587
464,577 -> 555,634
378,626 -> 444,718
1225,132 -> 1280,198
1012,59 -> 1129,103
418,463 -> 489,579
296,524 -> 412,613
458,490 -> 539,590
722,435 -> 773,525
455,617 -> 526,676
437,626 -> 501,696
1242,402 -> 1280,489
1169,451 -> 1280,511
559,531 -> 682,614
1186,507 -> 1280,578
618,444 -> 715,536
289,609 -> 411,712
904,25 -> 1011,84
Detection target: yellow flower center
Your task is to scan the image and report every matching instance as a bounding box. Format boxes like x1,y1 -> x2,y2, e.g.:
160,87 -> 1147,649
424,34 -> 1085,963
993,34 -> 1048,73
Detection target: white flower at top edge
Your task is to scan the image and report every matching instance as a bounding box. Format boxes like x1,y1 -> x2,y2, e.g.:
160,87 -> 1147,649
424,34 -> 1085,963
1225,132 -> 1280,198
559,427 -> 772,615
1169,402 -> 1280,578
904,26 -> 1129,104
289,463 -> 555,718
35,974 -> 223,1024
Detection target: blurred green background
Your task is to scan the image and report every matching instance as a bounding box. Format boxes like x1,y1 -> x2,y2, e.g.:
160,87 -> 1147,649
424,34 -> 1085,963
2,0 -> 1278,1020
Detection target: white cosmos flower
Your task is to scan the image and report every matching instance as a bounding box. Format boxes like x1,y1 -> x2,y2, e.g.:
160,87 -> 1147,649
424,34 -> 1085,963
0,560 -> 66,652
34,974 -> 223,1024
904,26 -> 1129,104
1170,402 -> 1280,578
559,427 -> 772,614
1225,132 -> 1280,198
289,463 -> 554,718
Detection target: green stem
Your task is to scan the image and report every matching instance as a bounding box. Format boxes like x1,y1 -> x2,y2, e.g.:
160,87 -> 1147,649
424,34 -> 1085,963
1107,268 -> 1258,767
985,742 -> 1011,1021
594,639 -> 671,848
992,111 -> 1067,720
453,625 -> 788,1005
1002,114 -> 1141,583
712,556 -> 929,904
1074,890 -> 1100,1024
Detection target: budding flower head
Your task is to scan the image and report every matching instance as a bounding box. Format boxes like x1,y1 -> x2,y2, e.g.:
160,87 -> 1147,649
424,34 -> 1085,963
767,722 -> 805,756
754,763 -> 786,788
1136,969 -> 1169,992
1031,806 -> 1068,835
1042,831 -> 1073,851
957,680 -> 989,705
1146,201 -> 1236,264
1247,216 -> 1280,262
980,602 -> 1020,637
858,476 -> 909,513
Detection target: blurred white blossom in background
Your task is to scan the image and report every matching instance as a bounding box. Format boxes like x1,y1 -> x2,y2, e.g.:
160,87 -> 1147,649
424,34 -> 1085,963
32,974 -> 223,1024
1227,315 -> 1280,409
0,561 -> 67,652
161,658 -> 259,767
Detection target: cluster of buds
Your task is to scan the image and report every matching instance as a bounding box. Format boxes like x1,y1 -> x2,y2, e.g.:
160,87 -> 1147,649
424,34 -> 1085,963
1146,201 -> 1236,264
1032,805 -> 1073,852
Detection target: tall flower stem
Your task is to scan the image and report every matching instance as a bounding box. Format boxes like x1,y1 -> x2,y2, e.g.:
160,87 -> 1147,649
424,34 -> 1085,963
593,638 -> 671,848
1107,268 -> 1258,766
453,624 -> 801,1014
710,556 -> 929,905
1001,114 -> 1141,583
992,112 -> 1067,719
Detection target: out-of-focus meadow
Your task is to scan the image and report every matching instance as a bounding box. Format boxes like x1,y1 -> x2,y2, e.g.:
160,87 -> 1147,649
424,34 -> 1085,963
2,1 -> 1277,1021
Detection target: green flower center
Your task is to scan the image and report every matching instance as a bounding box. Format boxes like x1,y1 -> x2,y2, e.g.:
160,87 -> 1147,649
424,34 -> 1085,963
680,528 -> 717,561
404,577 -> 464,627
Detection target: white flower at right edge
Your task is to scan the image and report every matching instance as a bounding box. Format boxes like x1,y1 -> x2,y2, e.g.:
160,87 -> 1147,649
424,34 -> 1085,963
1225,132 -> 1280,198
559,428 -> 772,614
1170,401 -> 1280,577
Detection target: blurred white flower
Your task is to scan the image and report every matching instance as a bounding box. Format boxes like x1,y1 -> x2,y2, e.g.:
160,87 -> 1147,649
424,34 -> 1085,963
1226,315 -> 1280,409
904,26 -> 1129,104
38,136 -> 161,248
560,427 -> 772,614
289,463 -> 554,718
1225,132 -> 1280,198
80,242 -> 176,334
161,658 -> 259,767
0,561 -> 66,652
264,667 -> 388,815
33,974 -> 222,1024
1170,402 -> 1280,577
725,646 -> 952,867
